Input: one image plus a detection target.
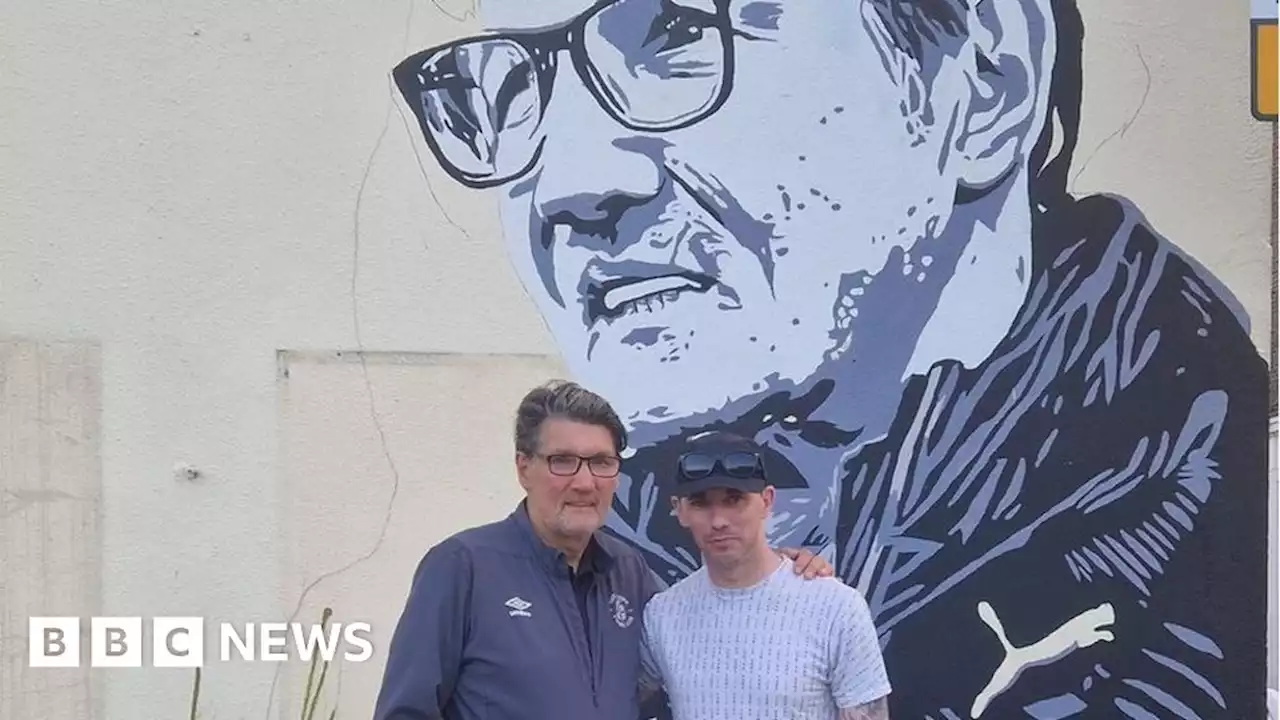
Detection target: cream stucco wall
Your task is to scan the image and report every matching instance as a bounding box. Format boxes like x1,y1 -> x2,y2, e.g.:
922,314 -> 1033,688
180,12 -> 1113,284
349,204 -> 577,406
0,1 -> 1274,718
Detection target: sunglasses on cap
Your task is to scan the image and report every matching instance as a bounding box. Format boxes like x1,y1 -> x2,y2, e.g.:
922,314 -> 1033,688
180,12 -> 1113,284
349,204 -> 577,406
676,450 -> 765,482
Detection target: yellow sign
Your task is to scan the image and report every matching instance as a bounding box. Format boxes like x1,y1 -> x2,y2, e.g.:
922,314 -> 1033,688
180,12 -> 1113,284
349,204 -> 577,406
1255,21 -> 1277,120
1254,2 -> 1277,121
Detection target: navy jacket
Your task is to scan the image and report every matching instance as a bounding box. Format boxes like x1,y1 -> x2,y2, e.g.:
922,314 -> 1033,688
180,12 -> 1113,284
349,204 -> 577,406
373,502 -> 665,720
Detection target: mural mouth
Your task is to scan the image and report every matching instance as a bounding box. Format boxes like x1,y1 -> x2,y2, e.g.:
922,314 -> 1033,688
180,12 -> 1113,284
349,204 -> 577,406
584,270 -> 717,323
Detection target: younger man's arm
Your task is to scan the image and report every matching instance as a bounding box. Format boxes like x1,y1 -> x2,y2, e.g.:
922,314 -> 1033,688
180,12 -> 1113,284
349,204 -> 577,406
830,587 -> 892,719
839,697 -> 889,720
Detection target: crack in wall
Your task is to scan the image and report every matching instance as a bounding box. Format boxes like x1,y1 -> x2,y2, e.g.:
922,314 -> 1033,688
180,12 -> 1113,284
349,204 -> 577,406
261,0 -> 478,716
1069,44 -> 1152,193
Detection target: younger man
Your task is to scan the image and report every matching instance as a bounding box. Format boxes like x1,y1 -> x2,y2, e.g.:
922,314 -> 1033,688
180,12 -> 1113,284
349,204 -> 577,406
640,432 -> 893,719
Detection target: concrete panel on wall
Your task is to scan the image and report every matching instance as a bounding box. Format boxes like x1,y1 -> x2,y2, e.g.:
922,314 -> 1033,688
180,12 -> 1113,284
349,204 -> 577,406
273,349 -> 566,719
0,338 -> 103,720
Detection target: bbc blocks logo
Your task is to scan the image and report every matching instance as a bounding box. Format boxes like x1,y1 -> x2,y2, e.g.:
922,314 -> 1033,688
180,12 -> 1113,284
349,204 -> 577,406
28,616 -> 374,668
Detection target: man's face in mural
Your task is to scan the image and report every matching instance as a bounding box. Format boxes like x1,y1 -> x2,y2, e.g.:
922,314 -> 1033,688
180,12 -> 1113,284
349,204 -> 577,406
409,0 -> 990,429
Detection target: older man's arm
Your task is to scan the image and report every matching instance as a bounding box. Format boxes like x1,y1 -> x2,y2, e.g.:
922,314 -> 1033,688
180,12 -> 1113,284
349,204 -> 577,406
373,539 -> 473,720
776,546 -> 836,579
636,564 -> 668,701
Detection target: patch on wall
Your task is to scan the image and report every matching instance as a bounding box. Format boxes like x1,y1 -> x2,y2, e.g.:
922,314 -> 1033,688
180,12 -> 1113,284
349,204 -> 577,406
0,338 -> 103,720
274,349 -> 566,719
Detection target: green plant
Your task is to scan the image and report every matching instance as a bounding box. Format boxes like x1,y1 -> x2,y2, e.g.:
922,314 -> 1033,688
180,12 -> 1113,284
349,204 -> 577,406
189,666 -> 201,720
185,606 -> 342,720
299,607 -> 338,720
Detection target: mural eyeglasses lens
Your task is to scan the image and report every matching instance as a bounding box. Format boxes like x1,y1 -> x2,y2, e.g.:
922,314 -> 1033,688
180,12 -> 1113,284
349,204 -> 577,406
392,0 -> 735,189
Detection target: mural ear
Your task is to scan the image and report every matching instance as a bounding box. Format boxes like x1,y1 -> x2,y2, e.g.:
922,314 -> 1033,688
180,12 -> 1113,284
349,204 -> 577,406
955,0 -> 1056,193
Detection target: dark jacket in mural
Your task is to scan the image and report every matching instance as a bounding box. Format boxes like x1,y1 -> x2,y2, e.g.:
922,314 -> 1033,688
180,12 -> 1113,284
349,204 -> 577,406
619,194 -> 1268,719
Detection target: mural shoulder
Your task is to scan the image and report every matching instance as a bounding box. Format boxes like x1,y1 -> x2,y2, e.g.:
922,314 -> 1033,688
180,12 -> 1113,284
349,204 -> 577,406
1024,193 -> 1267,400
1077,193 -> 1257,340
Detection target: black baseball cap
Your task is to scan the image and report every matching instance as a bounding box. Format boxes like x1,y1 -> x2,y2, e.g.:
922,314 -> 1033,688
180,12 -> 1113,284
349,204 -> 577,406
672,431 -> 769,497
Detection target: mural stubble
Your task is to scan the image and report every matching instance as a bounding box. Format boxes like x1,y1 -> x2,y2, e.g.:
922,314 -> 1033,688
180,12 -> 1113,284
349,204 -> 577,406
392,1 -> 1269,717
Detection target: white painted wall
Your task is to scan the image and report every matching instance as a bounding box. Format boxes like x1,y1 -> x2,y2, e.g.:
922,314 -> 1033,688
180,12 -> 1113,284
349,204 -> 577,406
0,1 -> 1273,718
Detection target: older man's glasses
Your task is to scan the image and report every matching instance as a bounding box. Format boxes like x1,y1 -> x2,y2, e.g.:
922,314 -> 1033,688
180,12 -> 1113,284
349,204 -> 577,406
541,453 -> 623,478
392,0 -> 735,189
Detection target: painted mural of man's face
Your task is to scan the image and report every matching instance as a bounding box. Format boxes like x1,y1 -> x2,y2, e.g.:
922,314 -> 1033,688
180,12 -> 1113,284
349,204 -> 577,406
390,4 -> 1275,717
395,0 -> 1048,435
391,3 -> 1273,717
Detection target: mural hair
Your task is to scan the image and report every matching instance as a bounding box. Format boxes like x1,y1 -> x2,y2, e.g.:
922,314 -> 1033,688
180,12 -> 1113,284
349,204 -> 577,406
869,0 -> 1083,208
514,379 -> 628,456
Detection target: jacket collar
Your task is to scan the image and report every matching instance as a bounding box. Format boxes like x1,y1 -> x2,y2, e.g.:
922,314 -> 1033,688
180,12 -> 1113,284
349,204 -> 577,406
509,500 -> 615,576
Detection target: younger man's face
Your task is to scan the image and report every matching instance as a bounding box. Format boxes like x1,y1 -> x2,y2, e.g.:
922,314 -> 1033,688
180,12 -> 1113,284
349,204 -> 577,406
675,486 -> 774,562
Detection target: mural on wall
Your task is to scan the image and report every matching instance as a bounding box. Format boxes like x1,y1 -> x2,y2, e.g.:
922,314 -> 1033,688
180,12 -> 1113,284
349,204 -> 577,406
392,1 -> 1269,717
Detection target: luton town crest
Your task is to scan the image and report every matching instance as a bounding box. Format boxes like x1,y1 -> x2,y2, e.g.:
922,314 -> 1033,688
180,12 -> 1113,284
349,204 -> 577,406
608,593 -> 633,628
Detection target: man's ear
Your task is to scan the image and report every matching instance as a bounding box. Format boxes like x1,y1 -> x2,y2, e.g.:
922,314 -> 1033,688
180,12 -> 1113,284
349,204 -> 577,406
516,453 -> 533,491
671,497 -> 691,528
954,0 -> 1057,191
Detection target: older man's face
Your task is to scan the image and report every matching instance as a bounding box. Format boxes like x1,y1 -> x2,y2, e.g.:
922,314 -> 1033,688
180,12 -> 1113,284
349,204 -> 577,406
409,1 -> 965,427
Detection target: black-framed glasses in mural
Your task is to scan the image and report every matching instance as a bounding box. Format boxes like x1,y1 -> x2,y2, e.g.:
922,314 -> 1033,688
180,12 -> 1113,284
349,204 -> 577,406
391,0 -> 736,189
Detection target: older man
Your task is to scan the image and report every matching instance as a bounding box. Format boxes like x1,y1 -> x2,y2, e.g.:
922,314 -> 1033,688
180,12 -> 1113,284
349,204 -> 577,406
372,380 -> 832,720
391,1 -> 1269,716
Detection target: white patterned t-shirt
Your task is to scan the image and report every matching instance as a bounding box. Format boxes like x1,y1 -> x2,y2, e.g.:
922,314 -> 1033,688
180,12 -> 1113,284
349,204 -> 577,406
640,557 -> 891,719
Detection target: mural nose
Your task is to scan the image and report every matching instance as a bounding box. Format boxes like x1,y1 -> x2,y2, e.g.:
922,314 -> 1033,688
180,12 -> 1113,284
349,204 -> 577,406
533,136 -> 668,234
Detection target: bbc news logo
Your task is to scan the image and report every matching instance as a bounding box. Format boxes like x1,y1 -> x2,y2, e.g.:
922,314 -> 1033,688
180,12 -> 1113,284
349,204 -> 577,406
28,617 -> 374,668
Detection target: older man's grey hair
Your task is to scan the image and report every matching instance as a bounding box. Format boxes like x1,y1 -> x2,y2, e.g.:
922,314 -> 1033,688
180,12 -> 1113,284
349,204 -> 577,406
514,379 -> 628,457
